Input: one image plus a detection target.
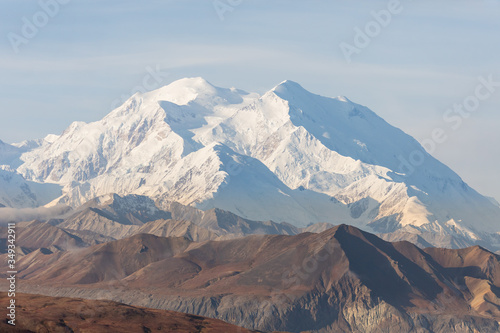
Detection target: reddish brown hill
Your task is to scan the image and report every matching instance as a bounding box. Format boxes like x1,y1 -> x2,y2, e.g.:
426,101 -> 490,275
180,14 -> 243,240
0,292 -> 260,333
0,220 -> 114,257
16,234 -> 192,284
8,224 -> 500,332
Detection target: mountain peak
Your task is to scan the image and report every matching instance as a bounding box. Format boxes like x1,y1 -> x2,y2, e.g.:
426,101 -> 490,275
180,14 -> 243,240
167,77 -> 215,90
148,77 -> 246,107
271,80 -> 354,106
12,78 -> 500,250
146,77 -> 216,105
275,79 -> 303,88
336,95 -> 352,103
271,79 -> 310,98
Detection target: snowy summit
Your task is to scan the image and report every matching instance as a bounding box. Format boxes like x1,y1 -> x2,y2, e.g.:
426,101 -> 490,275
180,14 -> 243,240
1,77 -> 499,250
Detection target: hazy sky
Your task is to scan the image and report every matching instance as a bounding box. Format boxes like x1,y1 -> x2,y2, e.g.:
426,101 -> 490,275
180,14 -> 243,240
1,0 -> 499,200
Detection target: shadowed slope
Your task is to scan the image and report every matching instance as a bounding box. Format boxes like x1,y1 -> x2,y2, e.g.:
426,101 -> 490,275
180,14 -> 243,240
8,225 -> 500,332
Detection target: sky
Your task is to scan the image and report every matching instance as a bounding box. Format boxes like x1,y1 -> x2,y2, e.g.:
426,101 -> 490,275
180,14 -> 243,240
1,0 -> 499,200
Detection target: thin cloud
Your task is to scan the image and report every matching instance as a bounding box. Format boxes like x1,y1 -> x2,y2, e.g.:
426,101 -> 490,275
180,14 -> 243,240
0,205 -> 72,225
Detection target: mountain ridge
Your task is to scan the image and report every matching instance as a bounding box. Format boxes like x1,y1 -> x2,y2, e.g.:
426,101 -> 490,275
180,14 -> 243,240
7,223 -> 500,332
2,77 -> 499,250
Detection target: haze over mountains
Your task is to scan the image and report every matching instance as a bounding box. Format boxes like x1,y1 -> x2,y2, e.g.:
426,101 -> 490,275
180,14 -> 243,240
1,77 -> 499,251
0,194 -> 306,253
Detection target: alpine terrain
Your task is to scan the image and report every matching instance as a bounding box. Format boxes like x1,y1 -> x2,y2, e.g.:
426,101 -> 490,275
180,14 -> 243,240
5,225 -> 500,332
1,77 -> 500,250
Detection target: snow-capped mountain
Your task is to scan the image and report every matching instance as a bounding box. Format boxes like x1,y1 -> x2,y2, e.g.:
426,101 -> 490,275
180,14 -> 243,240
9,77 -> 500,248
0,166 -> 61,208
0,139 -> 61,208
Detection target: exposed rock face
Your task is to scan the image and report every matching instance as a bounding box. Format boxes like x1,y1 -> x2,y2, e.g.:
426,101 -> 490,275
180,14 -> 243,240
5,225 -> 500,332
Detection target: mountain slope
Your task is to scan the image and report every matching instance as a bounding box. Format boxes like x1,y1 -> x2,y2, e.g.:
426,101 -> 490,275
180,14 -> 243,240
10,225 -> 500,332
0,293 -> 258,333
52,193 -> 171,238
11,77 -> 500,248
45,194 -> 304,241
0,167 -> 61,208
0,220 -> 113,256
15,233 -> 192,284
132,219 -> 219,242
0,138 -> 61,208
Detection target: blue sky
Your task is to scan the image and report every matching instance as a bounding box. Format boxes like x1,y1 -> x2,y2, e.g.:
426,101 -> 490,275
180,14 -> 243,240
1,0 -> 500,200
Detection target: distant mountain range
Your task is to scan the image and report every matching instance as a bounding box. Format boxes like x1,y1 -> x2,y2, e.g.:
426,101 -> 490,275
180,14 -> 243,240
0,194 -> 318,251
1,77 -> 499,250
4,224 -> 499,332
